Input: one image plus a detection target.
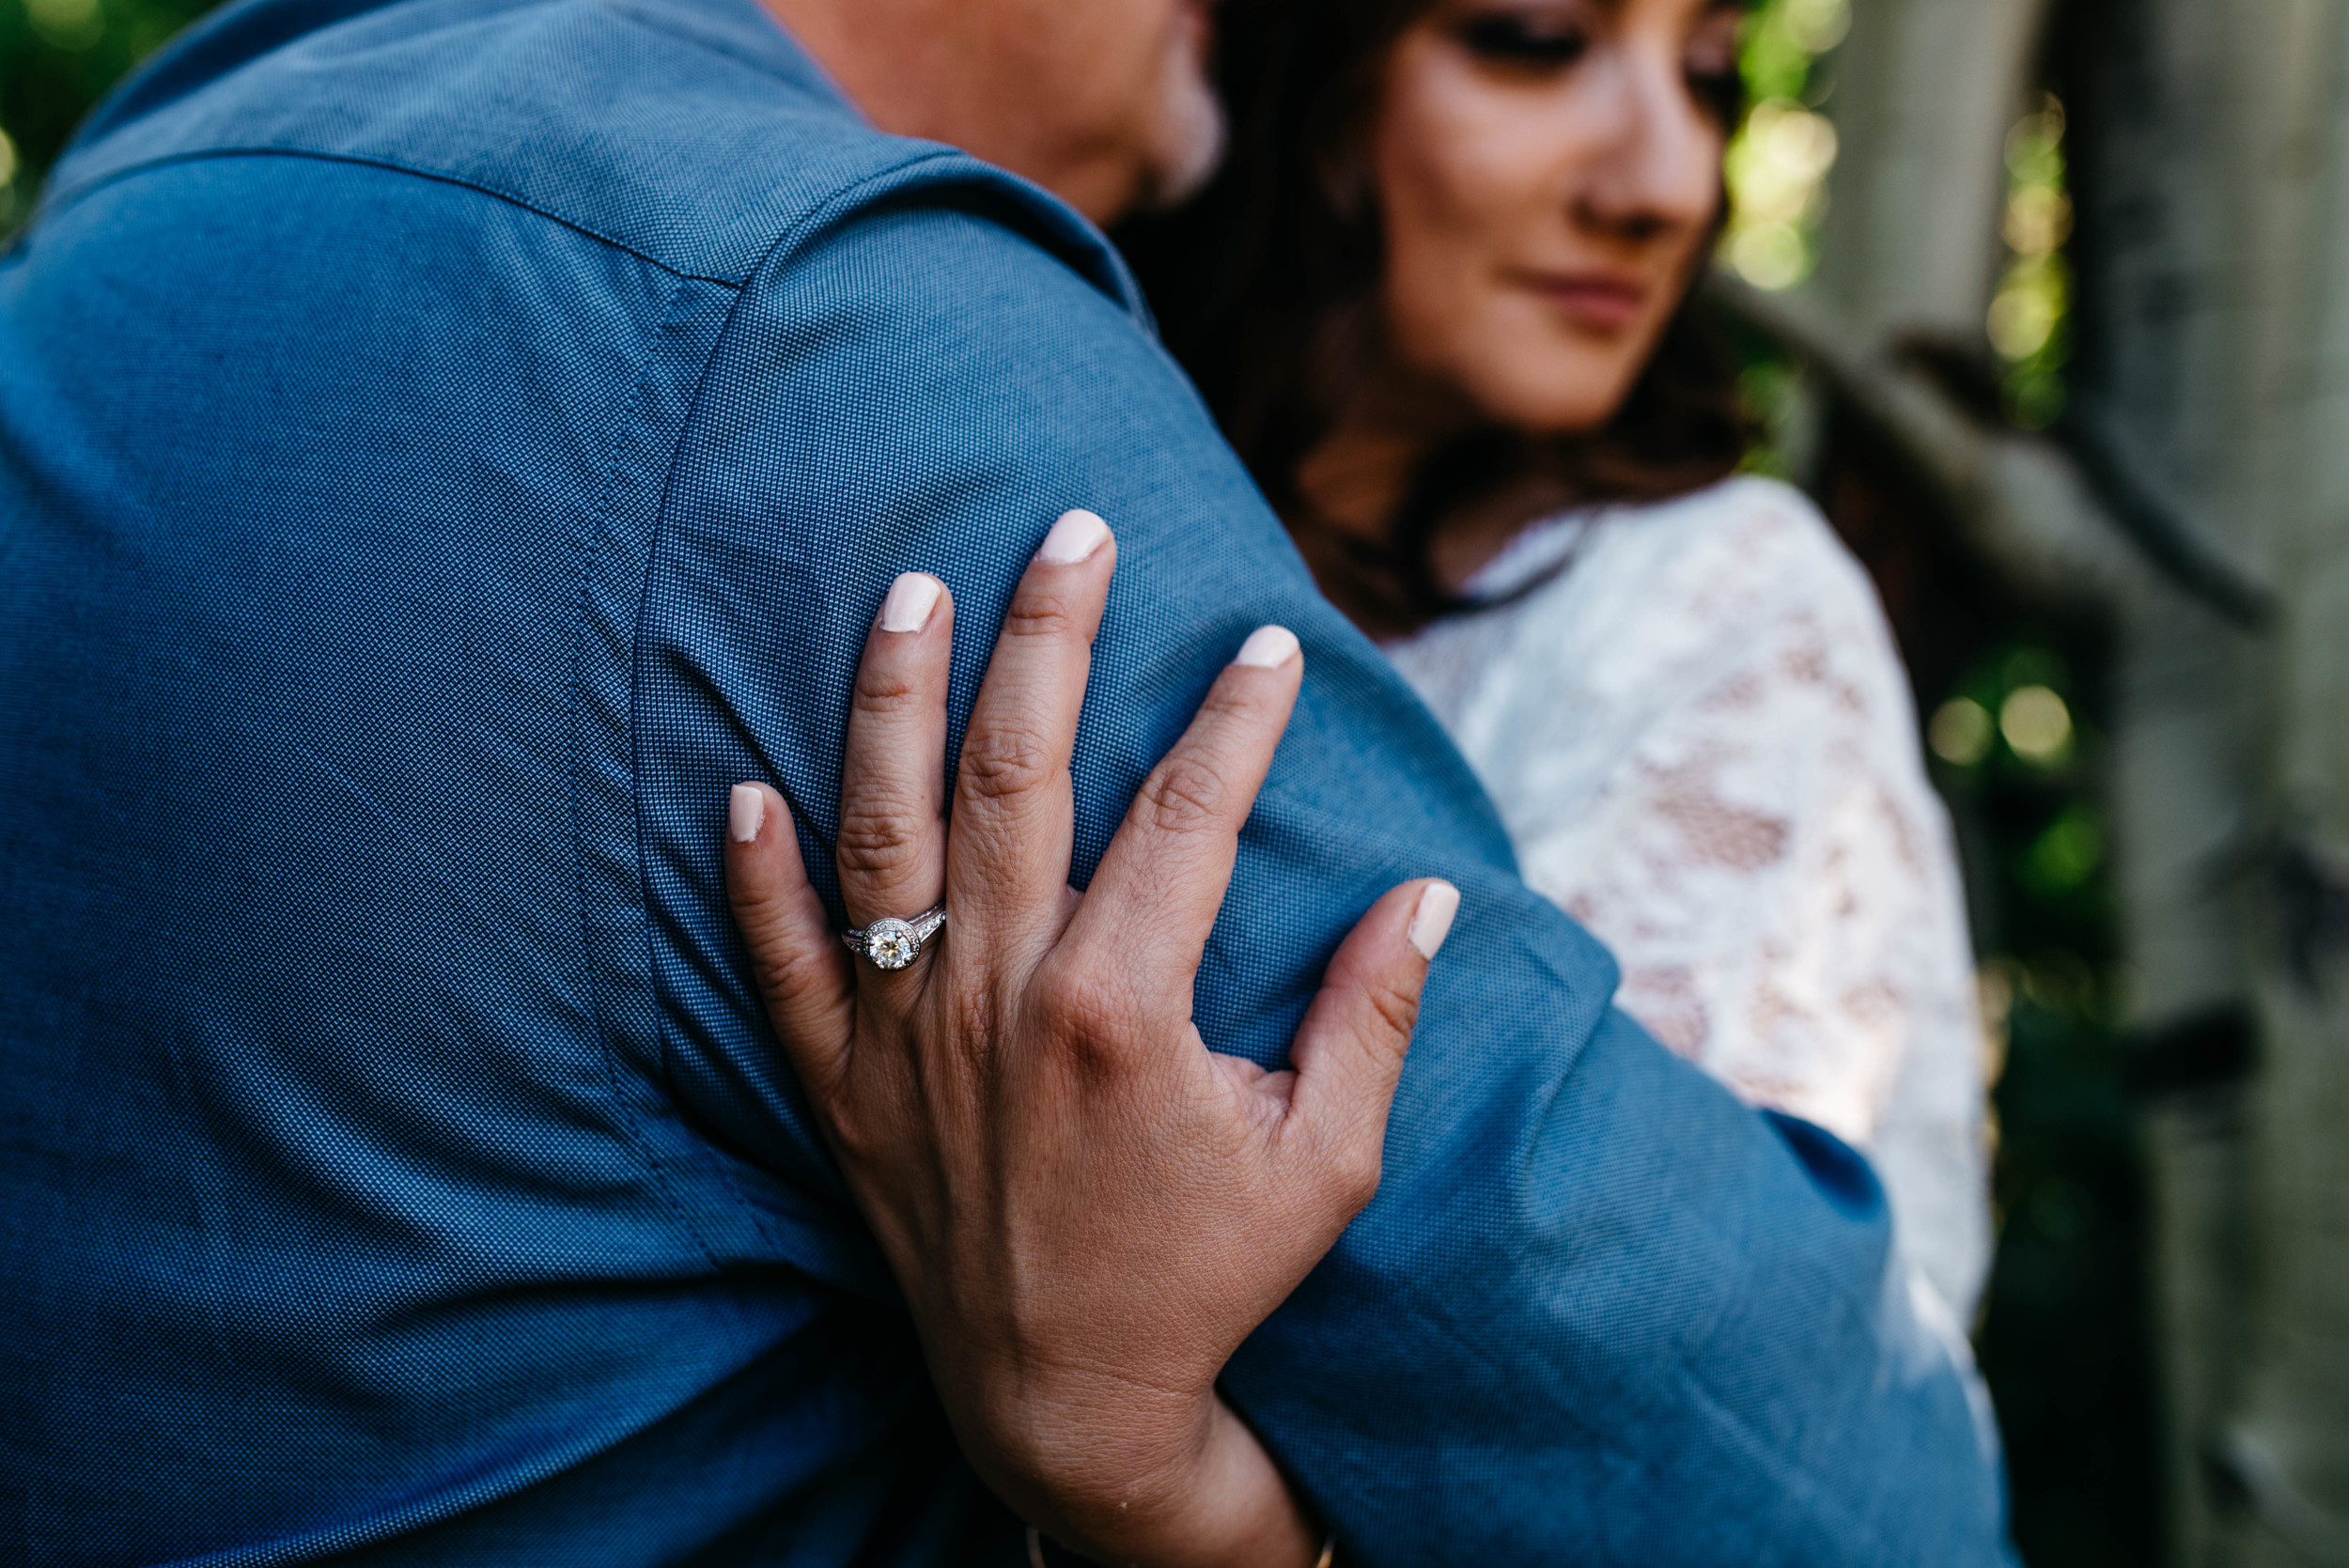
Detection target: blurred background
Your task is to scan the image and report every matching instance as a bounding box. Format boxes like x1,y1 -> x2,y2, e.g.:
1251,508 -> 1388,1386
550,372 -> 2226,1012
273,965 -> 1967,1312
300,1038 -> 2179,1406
8,0 -> 2345,1561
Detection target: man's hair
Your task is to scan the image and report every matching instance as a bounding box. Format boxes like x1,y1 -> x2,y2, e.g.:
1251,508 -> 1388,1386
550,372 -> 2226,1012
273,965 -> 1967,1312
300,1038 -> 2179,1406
1119,0 -> 1751,636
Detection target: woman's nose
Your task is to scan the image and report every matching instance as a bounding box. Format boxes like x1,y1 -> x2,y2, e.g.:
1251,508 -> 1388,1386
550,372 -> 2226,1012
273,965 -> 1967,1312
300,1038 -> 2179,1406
1576,51 -> 1722,239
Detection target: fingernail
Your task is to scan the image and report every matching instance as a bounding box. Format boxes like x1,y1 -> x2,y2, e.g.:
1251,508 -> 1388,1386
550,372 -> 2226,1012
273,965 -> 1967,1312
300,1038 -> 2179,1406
729,784 -> 765,844
1036,508 -> 1111,565
1408,881 -> 1459,960
1233,626 -> 1299,669
879,571 -> 943,633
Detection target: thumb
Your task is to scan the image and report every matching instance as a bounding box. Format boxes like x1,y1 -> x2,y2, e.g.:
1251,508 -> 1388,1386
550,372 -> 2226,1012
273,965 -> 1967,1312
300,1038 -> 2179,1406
1285,878 -> 1458,1213
724,782 -> 858,1099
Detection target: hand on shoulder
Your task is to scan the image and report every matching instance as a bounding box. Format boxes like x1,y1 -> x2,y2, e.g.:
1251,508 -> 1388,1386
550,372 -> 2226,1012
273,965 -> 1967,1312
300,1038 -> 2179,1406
724,514 -> 1455,1567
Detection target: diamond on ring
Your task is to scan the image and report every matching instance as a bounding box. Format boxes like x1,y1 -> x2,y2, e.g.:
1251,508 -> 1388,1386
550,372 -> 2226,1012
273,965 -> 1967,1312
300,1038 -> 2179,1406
842,905 -> 945,970
864,919 -> 918,970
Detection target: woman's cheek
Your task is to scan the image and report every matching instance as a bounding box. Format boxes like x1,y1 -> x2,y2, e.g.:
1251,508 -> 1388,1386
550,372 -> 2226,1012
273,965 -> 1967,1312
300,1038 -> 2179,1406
1376,156 -> 1490,376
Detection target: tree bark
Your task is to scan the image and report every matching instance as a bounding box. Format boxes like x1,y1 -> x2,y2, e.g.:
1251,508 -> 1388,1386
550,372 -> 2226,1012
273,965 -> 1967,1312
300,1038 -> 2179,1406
2069,0 -> 2349,1558
1812,0 -> 2349,1560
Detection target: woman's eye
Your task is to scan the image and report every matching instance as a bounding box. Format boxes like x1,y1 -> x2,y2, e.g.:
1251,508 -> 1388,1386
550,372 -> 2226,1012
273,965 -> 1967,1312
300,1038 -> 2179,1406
1686,63 -> 1742,125
1455,13 -> 1591,69
1684,15 -> 1744,121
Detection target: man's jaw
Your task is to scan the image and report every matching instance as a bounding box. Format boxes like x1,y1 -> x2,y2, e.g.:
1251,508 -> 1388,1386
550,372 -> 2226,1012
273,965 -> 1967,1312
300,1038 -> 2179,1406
1135,0 -> 1226,212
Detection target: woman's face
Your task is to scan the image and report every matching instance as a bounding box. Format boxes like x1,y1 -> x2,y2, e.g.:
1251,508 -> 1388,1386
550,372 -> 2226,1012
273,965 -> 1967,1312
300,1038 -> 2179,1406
1372,0 -> 1740,433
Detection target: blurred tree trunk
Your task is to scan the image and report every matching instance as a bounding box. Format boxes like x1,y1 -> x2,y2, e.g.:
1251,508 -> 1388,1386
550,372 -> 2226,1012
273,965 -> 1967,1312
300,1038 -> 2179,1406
1816,0 -> 2051,341
2068,0 -> 2349,1560
1813,0 -> 2349,1560
2064,0 -> 2278,1560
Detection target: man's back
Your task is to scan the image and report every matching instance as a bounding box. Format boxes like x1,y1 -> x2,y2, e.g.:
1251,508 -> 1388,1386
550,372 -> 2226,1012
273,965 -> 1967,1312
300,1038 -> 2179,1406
0,4 -> 1021,1557
0,2 -> 2009,1561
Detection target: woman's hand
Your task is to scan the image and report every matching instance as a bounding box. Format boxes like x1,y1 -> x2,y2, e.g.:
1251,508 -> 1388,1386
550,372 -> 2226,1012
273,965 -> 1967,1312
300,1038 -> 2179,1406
723,510 -> 1457,1568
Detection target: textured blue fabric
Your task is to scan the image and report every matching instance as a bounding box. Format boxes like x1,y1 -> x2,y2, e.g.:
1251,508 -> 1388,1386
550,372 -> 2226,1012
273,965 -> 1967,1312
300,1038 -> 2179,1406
0,1 -> 2013,1561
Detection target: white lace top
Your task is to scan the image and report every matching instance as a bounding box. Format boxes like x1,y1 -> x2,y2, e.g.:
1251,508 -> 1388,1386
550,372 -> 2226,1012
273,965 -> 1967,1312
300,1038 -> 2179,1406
1386,475 -> 1992,1326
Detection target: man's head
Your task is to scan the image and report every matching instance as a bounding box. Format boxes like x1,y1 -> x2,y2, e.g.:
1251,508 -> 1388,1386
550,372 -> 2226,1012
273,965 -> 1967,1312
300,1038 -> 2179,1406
761,0 -> 1223,225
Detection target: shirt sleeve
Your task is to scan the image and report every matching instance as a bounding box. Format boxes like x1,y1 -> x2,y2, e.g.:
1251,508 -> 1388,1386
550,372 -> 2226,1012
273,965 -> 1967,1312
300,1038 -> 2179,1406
633,162 -> 2011,1565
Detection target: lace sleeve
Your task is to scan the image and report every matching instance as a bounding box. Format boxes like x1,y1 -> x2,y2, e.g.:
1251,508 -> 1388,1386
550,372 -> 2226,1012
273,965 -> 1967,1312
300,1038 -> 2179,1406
1508,506 -> 1982,1155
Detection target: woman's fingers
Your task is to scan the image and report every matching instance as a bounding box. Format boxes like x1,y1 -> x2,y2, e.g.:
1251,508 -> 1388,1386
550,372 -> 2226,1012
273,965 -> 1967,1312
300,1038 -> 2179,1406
1062,625 -> 1303,1005
835,572 -> 955,933
715,529 -> 1461,1568
945,510 -> 1117,955
726,783 -> 859,1098
1283,878 -> 1457,1211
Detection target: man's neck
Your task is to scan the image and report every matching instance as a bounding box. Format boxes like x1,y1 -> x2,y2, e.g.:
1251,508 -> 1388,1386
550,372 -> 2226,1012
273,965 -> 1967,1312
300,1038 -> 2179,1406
753,0 -> 1145,222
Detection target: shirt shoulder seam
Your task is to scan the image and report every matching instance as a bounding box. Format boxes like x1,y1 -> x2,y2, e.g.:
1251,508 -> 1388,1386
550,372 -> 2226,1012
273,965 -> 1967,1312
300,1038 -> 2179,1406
31,146 -> 750,284
27,140 -> 966,288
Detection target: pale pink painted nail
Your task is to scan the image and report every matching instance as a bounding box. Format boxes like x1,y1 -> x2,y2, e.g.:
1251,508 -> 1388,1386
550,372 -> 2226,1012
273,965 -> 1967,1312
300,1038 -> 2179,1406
1036,508 -> 1111,565
1408,881 -> 1460,960
879,572 -> 943,633
1233,626 -> 1299,669
729,784 -> 765,845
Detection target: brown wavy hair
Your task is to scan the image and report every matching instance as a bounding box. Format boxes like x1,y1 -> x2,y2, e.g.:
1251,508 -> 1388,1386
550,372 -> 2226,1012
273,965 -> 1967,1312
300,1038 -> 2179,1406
1118,0 -> 1751,636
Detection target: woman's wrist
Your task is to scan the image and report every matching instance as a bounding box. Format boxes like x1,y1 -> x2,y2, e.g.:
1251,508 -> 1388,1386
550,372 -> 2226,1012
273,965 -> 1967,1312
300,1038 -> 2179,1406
954,1361 -> 1325,1568
1143,1395 -> 1322,1568
977,1375 -> 1320,1568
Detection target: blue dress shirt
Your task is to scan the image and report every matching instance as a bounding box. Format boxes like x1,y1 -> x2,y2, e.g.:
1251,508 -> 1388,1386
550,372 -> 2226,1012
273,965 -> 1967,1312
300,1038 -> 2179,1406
0,0 -> 2012,1560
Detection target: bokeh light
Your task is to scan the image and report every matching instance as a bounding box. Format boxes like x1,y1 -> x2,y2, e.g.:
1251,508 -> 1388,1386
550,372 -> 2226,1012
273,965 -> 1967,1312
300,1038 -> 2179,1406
1931,696 -> 1998,767
1990,97 -> 2074,427
2001,684 -> 2076,767
27,0 -> 105,51
1721,0 -> 1849,292
2025,806 -> 2105,893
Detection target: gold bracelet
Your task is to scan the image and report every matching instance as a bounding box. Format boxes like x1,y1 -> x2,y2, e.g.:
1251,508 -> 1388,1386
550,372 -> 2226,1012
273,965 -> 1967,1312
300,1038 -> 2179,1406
1024,1525 -> 1335,1566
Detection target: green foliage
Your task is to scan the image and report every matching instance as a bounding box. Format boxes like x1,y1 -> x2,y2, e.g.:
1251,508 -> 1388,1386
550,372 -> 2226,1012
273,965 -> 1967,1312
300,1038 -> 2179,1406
1930,634 -> 2158,1566
1720,0 -> 1847,292
1740,0 -> 1849,104
0,0 -> 221,233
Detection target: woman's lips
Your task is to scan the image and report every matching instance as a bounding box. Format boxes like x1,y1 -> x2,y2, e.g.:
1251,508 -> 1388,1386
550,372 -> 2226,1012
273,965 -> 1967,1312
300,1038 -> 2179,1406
1510,270 -> 1650,332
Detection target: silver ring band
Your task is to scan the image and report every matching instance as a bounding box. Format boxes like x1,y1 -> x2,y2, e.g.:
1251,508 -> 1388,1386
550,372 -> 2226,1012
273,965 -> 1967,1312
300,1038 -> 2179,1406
841,904 -> 945,970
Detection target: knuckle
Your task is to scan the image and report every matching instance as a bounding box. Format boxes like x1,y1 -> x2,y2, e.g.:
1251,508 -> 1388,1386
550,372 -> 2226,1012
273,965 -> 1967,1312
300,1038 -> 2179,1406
1027,959 -> 1093,1032
725,877 -> 786,932
739,921 -> 799,987
742,919 -> 826,992
1030,960 -> 1128,1065
958,722 -> 1058,804
835,797 -> 926,879
731,889 -> 809,964
1001,585 -> 1085,644
850,660 -> 925,720
1362,972 -> 1423,1044
745,951 -> 798,1008
1135,754 -> 1228,838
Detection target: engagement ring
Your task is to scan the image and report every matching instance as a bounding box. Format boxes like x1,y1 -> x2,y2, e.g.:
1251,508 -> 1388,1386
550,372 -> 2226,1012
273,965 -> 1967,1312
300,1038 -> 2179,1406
841,905 -> 946,970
